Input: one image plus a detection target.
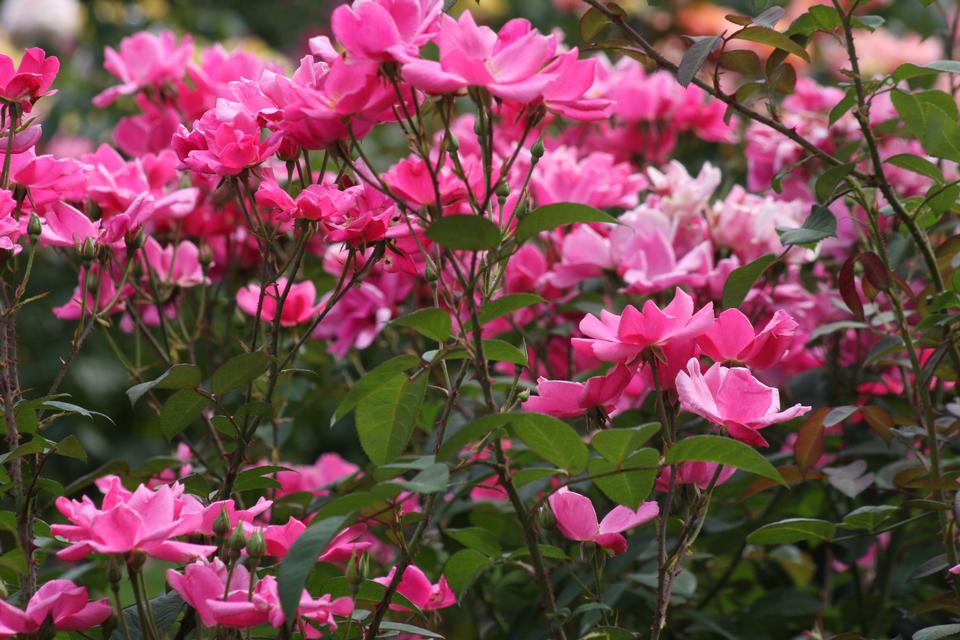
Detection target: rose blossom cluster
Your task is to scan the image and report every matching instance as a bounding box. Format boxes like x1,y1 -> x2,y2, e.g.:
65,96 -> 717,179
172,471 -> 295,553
0,0 -> 943,633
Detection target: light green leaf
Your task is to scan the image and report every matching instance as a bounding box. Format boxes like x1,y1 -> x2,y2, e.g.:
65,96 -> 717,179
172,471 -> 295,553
777,205 -> 836,246
591,423 -> 660,465
732,26 -> 811,63
589,449 -> 659,509
392,308 -> 451,342
446,527 -> 501,557
510,413 -> 588,473
393,463 -> 449,494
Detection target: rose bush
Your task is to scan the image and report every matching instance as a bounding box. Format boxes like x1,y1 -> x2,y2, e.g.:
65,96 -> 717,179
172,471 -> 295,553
1,0 -> 959,638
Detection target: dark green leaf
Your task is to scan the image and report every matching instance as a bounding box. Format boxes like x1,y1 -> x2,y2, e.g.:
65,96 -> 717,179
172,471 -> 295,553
426,215 -> 501,251
815,162 -> 856,202
478,293 -> 545,325
393,463 -> 449,494
481,339 -> 527,366
886,154 -> 944,183
678,35 -> 722,87
746,518 -> 836,544
127,364 -> 201,406
111,592 -> 184,640
437,414 -> 514,461
446,527 -> 501,557
777,205 -> 836,246
841,505 -> 897,531
159,390 -> 207,439
722,253 -> 778,309
355,373 -> 427,465
277,516 -> 349,628
211,351 -> 270,396
516,203 -> 617,243
444,549 -> 491,596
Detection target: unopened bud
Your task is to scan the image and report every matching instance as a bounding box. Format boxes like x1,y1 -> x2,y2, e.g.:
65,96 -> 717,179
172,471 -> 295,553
246,530 -> 265,560
424,263 -> 438,282
531,138 -> 545,160
228,524 -> 247,552
495,182 -> 509,198
80,238 -> 97,263
538,505 -> 555,530
344,553 -> 361,586
213,509 -> 231,539
199,243 -> 214,267
126,549 -> 147,573
107,558 -> 123,586
0,580 -> 7,600
27,213 -> 41,239
446,133 -> 459,153
125,228 -> 145,253
516,388 -> 530,402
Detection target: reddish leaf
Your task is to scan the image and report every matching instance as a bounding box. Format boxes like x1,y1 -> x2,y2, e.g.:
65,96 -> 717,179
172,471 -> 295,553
794,407 -> 829,473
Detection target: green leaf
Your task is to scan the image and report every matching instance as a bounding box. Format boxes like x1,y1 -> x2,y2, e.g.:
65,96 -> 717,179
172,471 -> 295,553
718,49 -> 760,76
54,435 -> 87,462
444,549 -> 491,596
379,622 -> 444,640
807,5 -> 841,30
828,90 -> 856,125
126,364 -> 201,406
437,414 -> 514,460
393,463 -> 449,494
510,413 -> 588,473
355,373 -> 427,465
446,527 -> 501,557
212,351 -> 270,395
591,423 -> 660,465
589,449 -> 659,509
277,516 -> 349,629
815,162 -> 856,202
777,205 -> 836,246
666,435 -> 785,485
722,253 -> 778,309
914,625 -> 960,640
111,592 -> 184,640
732,26 -> 810,63
746,518 -> 836,544
481,339 -> 527,366
159,390 -> 207,439
392,308 -> 451,342
426,214 -> 501,251
42,400 -> 114,424
841,505 -> 897,531
516,203 -> 617,243
886,154 -> 944,183
579,6 -> 612,42
893,60 -> 960,82
678,35 -> 722,87
334,355 -> 420,421
478,293 -> 545,325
